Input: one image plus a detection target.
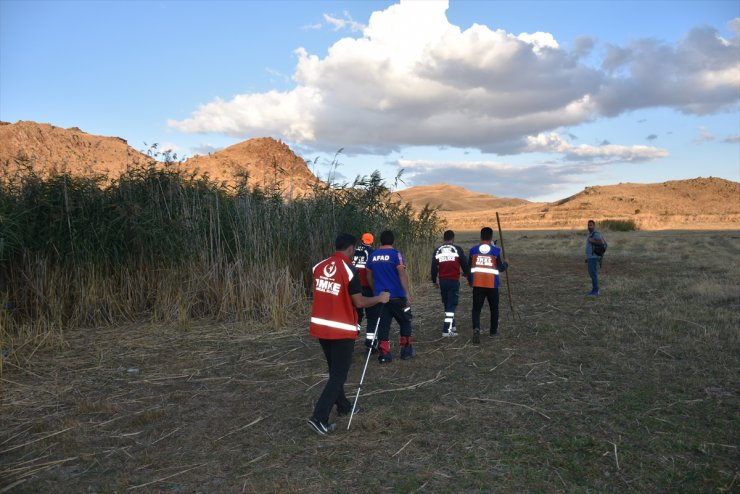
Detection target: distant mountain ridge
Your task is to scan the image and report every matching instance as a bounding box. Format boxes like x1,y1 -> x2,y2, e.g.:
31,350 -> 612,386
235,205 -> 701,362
0,121 -> 319,196
1,120 -> 738,229
399,178 -> 740,230
395,184 -> 529,211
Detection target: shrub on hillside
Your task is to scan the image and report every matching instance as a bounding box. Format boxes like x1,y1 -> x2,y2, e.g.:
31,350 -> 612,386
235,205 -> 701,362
600,219 -> 638,231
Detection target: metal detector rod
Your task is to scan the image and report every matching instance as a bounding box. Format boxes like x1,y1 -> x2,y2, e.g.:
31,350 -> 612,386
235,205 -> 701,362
496,212 -> 516,315
347,297 -> 385,430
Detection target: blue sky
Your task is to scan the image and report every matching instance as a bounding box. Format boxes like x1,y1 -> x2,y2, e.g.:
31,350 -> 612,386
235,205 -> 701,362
1,0 -> 738,201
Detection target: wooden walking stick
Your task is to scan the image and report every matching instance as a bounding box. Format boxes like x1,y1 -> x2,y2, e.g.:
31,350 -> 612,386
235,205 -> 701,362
496,212 -> 519,319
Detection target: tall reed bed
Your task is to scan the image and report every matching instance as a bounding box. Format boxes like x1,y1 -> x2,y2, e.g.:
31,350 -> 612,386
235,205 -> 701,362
0,159 -> 442,353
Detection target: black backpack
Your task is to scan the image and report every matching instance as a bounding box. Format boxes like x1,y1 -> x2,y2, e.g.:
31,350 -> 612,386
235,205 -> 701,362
592,234 -> 607,256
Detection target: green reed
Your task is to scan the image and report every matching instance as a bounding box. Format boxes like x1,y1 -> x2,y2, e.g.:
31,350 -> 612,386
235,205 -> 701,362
0,157 -> 442,341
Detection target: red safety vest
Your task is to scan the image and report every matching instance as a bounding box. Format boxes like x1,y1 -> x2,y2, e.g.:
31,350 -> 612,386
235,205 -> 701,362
309,252 -> 360,340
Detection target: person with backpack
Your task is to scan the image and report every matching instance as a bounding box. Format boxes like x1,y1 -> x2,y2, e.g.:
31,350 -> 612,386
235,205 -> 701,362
431,230 -> 470,337
585,219 -> 607,296
352,232 -> 381,352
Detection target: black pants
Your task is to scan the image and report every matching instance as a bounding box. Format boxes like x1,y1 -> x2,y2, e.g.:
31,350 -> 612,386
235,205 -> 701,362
357,286 -> 381,333
378,297 -> 412,342
439,279 -> 460,331
312,338 -> 355,423
472,287 -> 500,332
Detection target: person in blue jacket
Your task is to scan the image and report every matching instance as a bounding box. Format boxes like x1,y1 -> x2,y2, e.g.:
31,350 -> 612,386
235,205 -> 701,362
366,230 -> 415,362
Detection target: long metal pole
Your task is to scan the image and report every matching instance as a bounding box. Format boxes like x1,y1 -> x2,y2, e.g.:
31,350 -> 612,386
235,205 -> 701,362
496,212 -> 516,315
347,308 -> 383,430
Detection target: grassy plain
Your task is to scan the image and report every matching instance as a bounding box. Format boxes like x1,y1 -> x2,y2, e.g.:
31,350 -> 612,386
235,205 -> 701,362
1,229 -> 738,493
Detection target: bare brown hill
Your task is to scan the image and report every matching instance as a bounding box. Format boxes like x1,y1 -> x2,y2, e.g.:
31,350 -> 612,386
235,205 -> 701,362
0,121 -> 319,196
430,177 -> 740,230
395,184 -> 529,211
183,138 -> 319,196
0,121 -> 151,177
2,121 -> 737,229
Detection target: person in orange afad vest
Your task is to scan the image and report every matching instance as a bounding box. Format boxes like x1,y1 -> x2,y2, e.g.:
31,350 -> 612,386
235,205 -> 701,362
468,227 -> 509,344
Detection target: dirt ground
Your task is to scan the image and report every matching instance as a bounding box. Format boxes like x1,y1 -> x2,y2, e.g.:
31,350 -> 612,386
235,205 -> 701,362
1,230 -> 738,493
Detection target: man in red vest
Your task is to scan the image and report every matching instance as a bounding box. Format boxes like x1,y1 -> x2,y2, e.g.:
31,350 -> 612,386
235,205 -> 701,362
308,233 -> 389,435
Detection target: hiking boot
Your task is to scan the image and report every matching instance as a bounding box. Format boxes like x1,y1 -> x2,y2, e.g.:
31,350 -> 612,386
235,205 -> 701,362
442,329 -> 458,337
337,406 -> 360,417
587,290 -> 600,297
378,351 -> 393,363
307,416 -> 336,436
490,329 -> 499,337
400,345 -> 416,360
472,328 -> 480,344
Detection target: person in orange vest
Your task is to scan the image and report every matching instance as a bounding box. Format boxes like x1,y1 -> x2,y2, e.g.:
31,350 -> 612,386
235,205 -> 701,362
307,233 -> 390,435
351,232 -> 381,352
468,227 -> 509,344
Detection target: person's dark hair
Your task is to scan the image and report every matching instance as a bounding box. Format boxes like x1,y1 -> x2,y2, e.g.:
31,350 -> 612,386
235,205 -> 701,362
380,230 -> 395,246
443,230 -> 455,241
335,233 -> 356,251
480,227 -> 494,241
587,219 -> 596,225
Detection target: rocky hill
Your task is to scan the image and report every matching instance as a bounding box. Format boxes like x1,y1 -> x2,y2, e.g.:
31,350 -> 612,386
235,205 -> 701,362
2,120 -> 737,229
0,121 -> 319,196
0,121 -> 151,177
184,138 -> 319,196
421,177 -> 740,230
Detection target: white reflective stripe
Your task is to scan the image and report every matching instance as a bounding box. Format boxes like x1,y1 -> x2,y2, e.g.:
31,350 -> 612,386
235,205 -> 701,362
312,260 -> 323,273
342,261 -> 354,281
311,317 -> 358,332
365,333 -> 376,340
471,267 -> 500,275
444,318 -> 453,323
445,312 -> 455,317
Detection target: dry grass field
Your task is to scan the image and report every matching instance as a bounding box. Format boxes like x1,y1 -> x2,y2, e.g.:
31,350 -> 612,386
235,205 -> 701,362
1,229 -> 738,493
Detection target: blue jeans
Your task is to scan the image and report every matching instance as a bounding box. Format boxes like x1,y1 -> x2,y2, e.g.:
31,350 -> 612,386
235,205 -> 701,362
587,258 -> 600,293
439,279 -> 460,331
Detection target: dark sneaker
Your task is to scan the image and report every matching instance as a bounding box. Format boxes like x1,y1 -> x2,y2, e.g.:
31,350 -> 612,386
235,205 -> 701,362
490,329 -> 498,337
364,339 -> 379,354
307,416 -> 336,436
442,330 -> 458,337
337,406 -> 360,417
400,346 -> 416,360
472,328 -> 480,344
378,351 -> 393,363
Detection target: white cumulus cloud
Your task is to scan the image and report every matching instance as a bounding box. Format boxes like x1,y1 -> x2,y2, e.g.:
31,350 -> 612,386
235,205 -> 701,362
169,2 -> 739,156
398,158 -> 601,199
524,133 -> 669,162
